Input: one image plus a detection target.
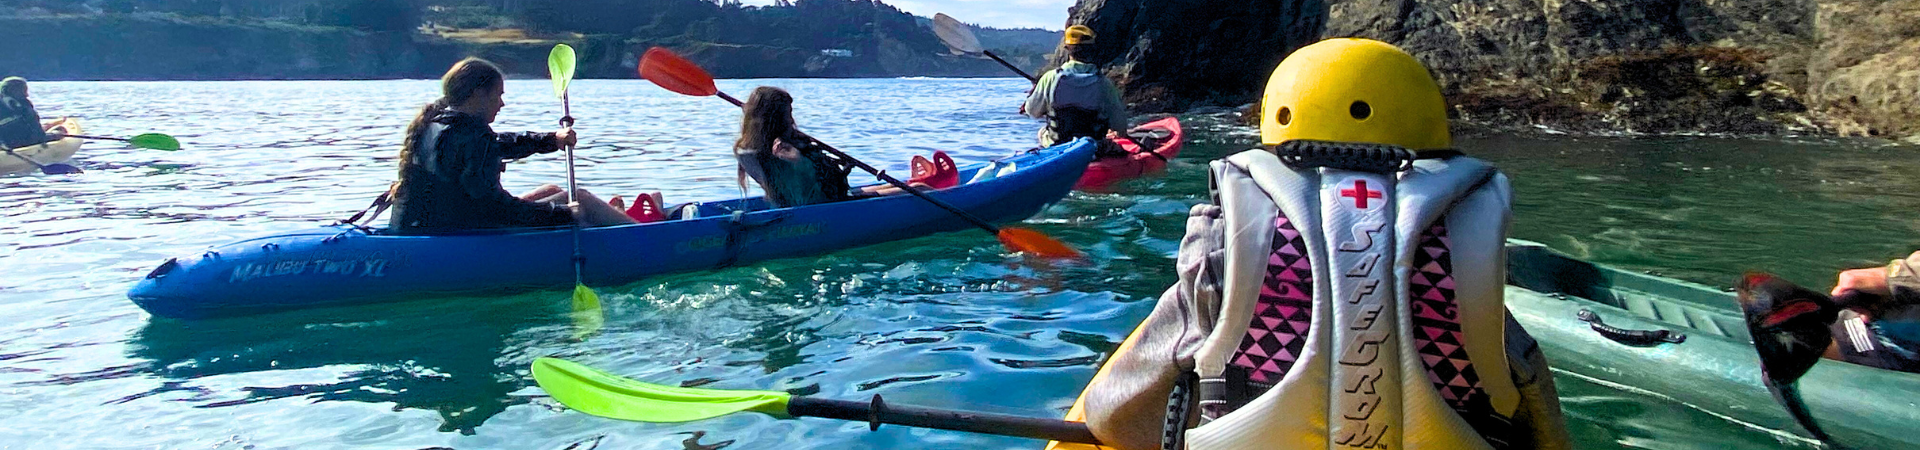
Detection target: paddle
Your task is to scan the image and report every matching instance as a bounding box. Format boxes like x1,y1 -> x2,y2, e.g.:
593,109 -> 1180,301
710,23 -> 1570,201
65,133 -> 181,151
1734,274 -> 1853,448
550,43 -> 604,334
531,357 -> 1103,444
931,13 -> 1037,82
636,47 -> 1080,259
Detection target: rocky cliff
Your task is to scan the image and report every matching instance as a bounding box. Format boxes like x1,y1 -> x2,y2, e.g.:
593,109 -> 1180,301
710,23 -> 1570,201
1064,0 -> 1920,140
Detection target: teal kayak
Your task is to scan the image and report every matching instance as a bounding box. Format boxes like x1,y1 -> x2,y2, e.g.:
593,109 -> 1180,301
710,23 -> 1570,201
1505,240 -> 1920,448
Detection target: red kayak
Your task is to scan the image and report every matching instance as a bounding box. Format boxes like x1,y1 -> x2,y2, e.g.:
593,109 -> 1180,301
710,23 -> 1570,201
1074,117 -> 1183,191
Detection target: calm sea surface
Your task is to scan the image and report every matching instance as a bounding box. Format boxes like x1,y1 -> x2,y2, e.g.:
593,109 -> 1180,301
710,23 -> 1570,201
1,78 -> 1914,449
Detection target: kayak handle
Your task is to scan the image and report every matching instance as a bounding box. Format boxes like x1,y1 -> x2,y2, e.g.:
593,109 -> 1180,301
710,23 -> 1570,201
1577,309 -> 1686,346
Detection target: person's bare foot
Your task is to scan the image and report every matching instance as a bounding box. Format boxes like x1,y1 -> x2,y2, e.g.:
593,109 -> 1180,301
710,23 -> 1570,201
609,195 -> 626,212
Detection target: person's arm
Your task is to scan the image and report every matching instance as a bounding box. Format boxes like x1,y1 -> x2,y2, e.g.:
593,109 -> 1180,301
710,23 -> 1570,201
493,131 -> 562,160
1832,250 -> 1920,297
1022,71 -> 1056,119
1081,203 -> 1223,450
1891,251 -> 1920,294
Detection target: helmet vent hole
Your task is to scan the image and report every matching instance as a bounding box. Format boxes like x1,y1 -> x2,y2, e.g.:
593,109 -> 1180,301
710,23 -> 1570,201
1276,107 -> 1292,126
1350,101 -> 1371,120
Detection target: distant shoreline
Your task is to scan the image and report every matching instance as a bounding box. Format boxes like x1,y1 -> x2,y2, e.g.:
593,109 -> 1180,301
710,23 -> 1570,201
2,14 -> 1046,83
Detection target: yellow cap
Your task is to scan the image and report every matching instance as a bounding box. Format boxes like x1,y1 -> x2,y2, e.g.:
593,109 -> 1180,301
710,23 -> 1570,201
1259,38 -> 1450,150
1063,25 -> 1095,46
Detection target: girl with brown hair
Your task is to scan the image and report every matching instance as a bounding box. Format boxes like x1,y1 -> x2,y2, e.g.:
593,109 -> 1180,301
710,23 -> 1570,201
388,58 -> 635,234
732,86 -> 856,209
733,86 -> 938,209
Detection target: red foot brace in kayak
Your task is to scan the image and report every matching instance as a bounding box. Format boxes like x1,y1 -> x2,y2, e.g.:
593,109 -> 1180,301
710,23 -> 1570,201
617,193 -> 668,223
909,151 -> 960,189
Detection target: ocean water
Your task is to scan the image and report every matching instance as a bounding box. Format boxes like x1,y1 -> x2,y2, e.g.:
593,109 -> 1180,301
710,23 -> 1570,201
1,78 -> 1914,449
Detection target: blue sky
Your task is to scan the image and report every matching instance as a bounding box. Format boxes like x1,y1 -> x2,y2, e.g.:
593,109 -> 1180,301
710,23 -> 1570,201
738,0 -> 1077,30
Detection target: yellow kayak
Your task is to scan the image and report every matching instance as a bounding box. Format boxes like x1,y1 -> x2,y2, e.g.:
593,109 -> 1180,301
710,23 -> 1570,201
1,117 -> 84,175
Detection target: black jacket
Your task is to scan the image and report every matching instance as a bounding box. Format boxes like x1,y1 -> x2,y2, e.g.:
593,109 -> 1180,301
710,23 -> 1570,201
389,110 -> 570,234
0,95 -> 46,148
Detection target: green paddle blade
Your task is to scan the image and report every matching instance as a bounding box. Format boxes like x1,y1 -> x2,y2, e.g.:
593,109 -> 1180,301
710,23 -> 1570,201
532,357 -> 793,422
128,133 -> 180,151
549,44 -> 577,99
571,284 -> 603,339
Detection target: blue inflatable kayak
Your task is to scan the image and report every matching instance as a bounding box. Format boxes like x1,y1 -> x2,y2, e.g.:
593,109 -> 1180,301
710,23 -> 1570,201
129,139 -> 1097,319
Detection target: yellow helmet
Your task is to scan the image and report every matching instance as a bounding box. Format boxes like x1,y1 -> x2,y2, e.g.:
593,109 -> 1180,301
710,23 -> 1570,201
1259,38 -> 1450,150
1063,25 -> 1095,46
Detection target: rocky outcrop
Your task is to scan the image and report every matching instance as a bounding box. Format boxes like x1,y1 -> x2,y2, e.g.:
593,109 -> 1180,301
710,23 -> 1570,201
1066,0 -> 1920,140
1056,0 -> 1326,113
1807,0 -> 1920,139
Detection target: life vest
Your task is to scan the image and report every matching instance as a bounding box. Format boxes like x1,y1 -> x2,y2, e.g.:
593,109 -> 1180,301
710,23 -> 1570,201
1179,143 -> 1518,449
1047,69 -> 1114,142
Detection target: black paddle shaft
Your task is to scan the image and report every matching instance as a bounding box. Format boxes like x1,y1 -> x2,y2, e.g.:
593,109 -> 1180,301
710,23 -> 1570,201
786,395 -> 1102,444
983,51 -> 1037,83
714,91 -> 1005,234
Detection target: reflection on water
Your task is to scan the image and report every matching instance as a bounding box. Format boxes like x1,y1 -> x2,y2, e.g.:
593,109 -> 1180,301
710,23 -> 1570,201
0,79 -> 1914,448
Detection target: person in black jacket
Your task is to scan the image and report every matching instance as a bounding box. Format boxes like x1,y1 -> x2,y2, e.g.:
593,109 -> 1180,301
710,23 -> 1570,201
0,77 -> 63,148
388,58 -> 634,234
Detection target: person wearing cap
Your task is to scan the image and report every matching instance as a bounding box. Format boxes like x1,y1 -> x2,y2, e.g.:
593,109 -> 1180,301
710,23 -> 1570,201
1058,38 -> 1571,450
0,77 -> 63,148
1022,25 -> 1129,151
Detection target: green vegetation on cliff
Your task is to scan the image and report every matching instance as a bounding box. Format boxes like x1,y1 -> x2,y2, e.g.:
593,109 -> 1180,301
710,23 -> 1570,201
1,0 -> 1060,80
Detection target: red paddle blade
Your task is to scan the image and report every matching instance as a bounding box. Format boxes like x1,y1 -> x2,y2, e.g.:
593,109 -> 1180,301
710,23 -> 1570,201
997,227 -> 1082,260
639,47 -> 718,97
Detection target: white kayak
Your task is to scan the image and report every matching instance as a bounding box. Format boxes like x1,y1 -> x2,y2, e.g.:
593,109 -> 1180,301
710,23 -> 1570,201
1,117 -> 84,175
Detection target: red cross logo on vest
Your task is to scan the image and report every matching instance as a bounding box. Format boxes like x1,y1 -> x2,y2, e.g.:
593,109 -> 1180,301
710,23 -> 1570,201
1340,180 -> 1382,209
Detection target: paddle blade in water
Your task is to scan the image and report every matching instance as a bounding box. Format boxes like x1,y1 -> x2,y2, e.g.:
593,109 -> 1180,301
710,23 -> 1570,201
549,44 -> 577,99
932,14 -> 984,54
638,47 -> 718,97
532,358 -> 793,422
128,133 -> 180,151
997,227 -> 1082,260
571,284 -> 604,339
41,163 -> 82,175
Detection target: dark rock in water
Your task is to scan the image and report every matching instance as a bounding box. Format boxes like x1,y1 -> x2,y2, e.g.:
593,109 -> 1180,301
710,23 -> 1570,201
1064,0 -> 1920,139
1054,0 -> 1327,114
